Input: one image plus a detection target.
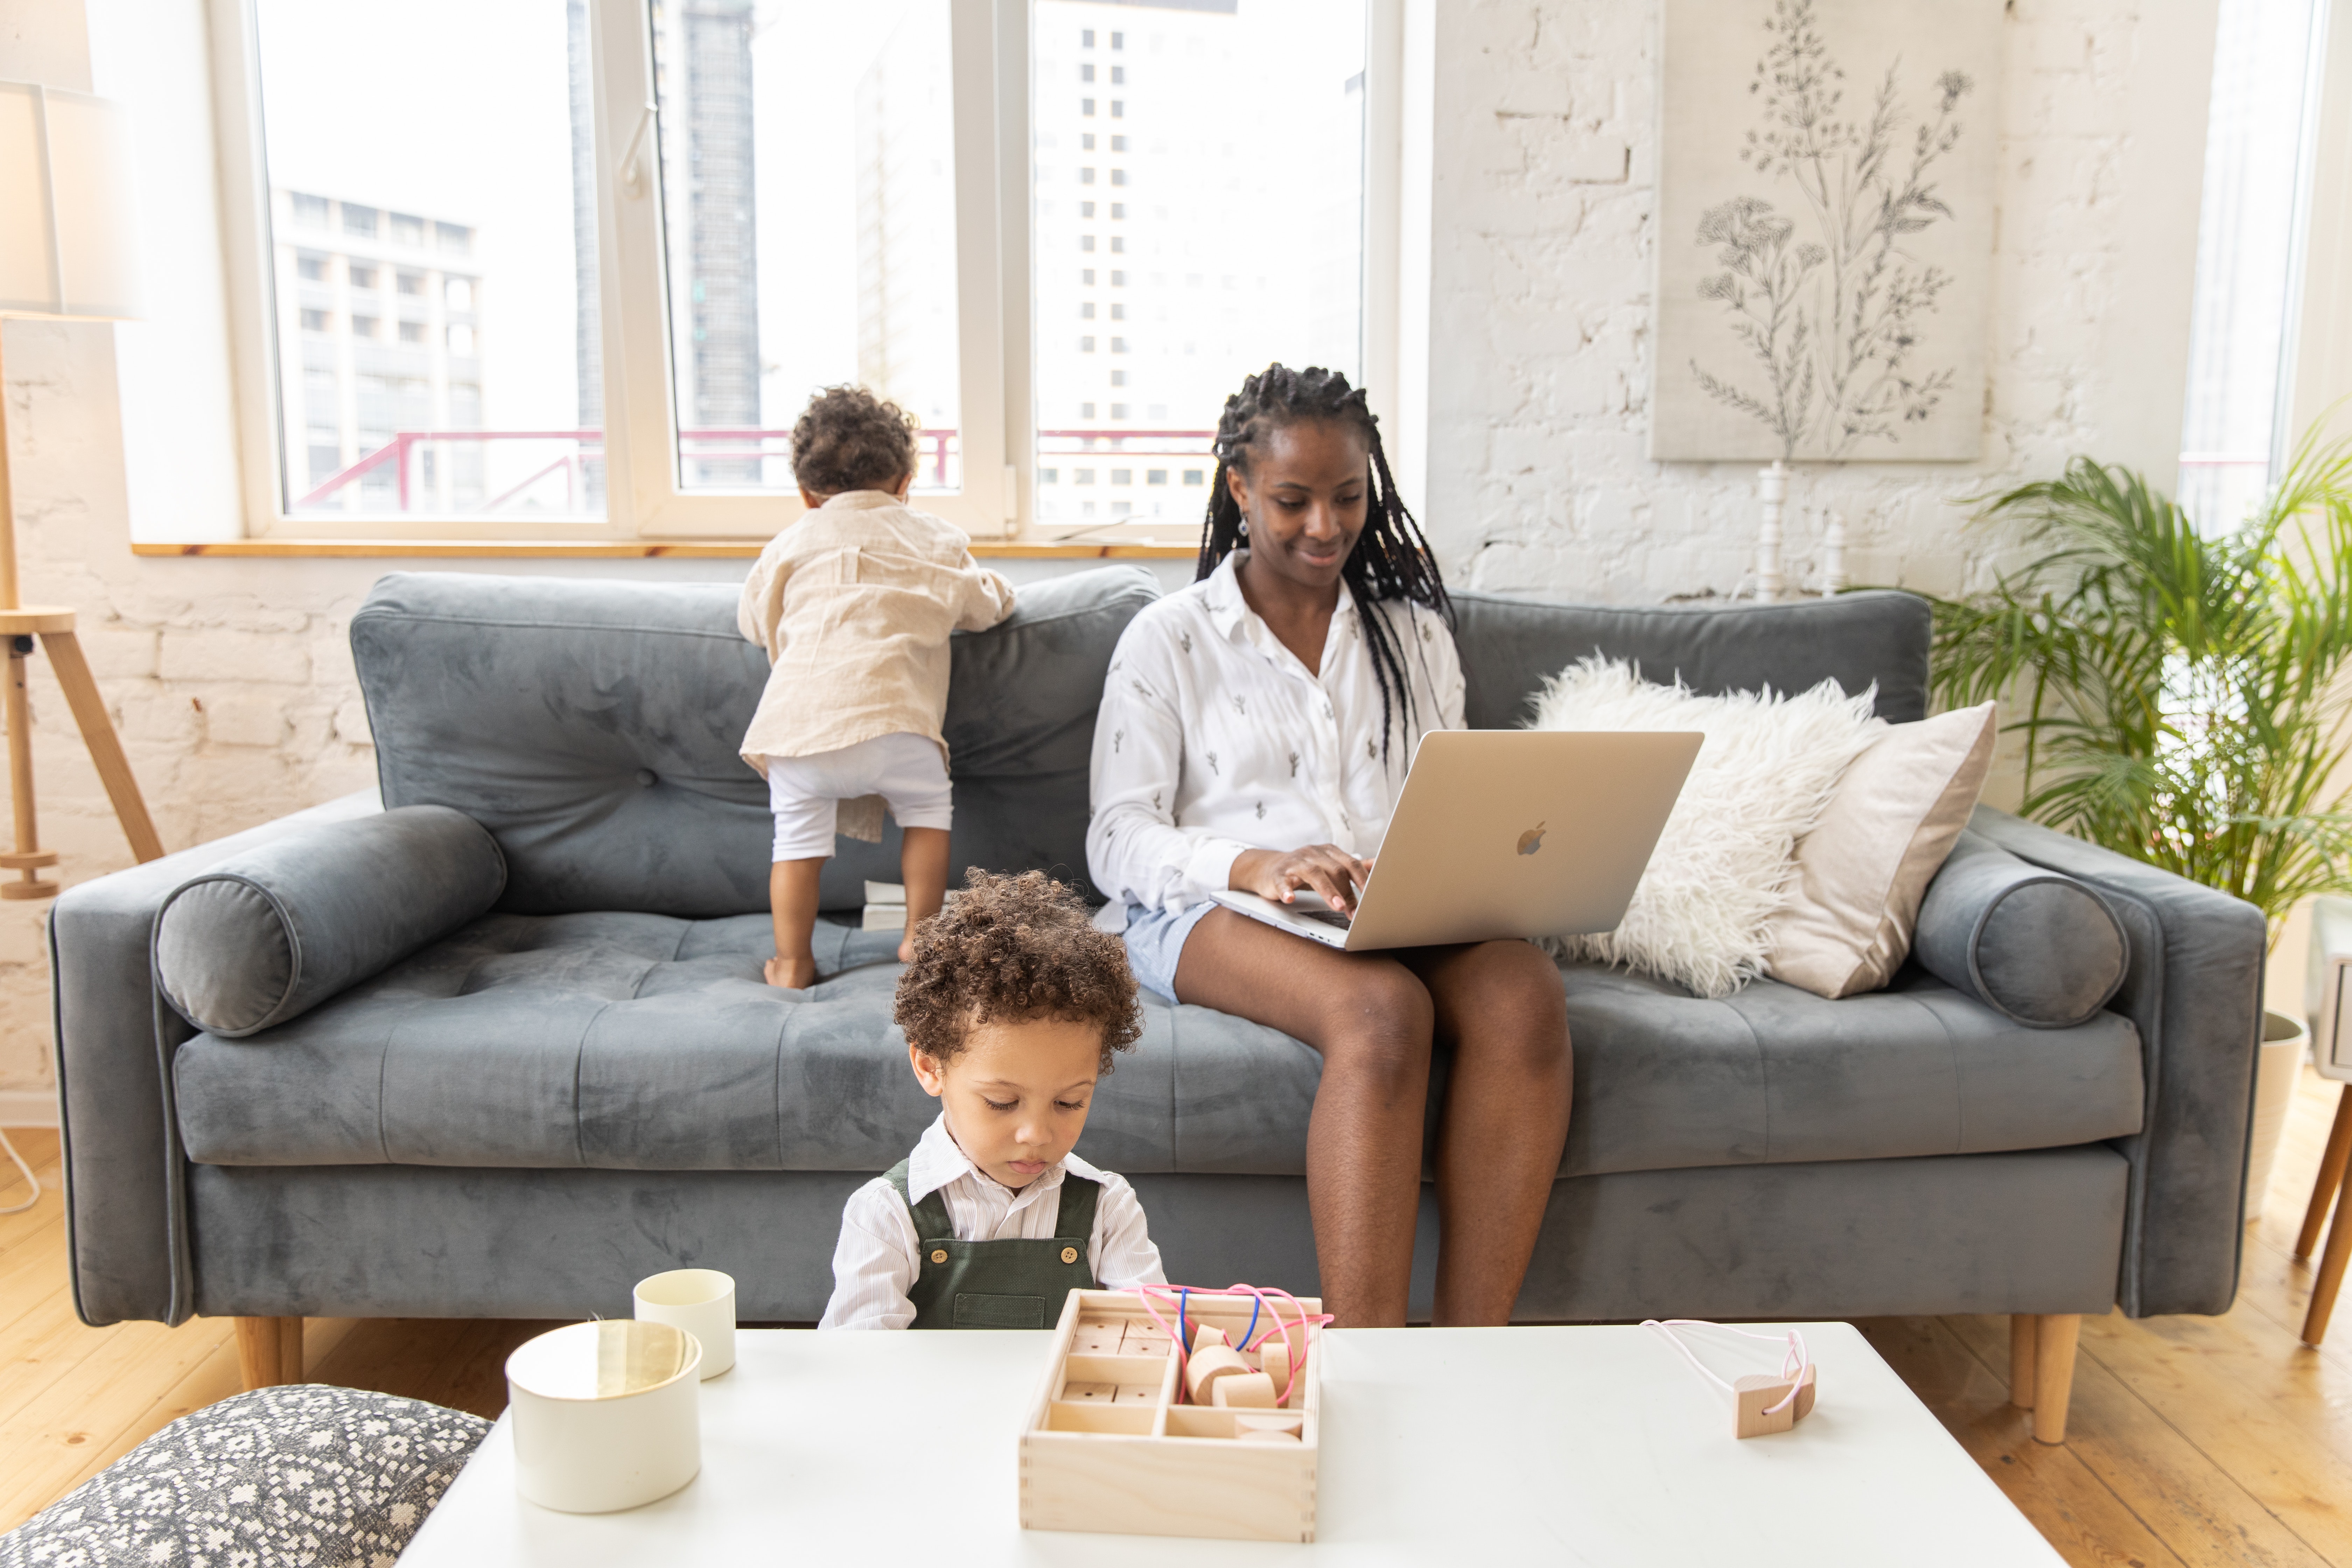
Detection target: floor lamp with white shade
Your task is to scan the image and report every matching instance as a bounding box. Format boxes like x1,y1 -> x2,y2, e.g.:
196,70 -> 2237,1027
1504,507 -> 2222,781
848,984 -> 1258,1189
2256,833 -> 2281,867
0,80 -> 164,901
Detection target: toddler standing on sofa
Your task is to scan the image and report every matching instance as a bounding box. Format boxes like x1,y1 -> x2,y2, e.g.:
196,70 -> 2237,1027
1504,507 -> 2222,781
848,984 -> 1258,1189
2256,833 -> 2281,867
738,386 -> 1016,989
820,870 -> 1165,1329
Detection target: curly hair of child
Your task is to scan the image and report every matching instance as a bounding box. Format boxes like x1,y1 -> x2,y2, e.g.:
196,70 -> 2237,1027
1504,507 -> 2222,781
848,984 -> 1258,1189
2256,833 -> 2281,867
893,870 -> 1143,1073
790,384 -> 921,496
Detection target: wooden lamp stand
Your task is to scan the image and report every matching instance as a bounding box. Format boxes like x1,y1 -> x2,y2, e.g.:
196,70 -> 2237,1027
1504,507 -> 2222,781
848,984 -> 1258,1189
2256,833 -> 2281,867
0,328 -> 163,889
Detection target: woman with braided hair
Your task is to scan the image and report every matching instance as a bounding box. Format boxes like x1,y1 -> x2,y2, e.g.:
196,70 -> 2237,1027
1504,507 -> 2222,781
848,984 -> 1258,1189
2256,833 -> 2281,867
1085,364 -> 1572,1327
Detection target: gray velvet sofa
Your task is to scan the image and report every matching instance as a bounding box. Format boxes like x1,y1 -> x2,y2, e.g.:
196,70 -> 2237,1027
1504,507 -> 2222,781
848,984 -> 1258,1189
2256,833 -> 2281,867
52,569 -> 2263,1354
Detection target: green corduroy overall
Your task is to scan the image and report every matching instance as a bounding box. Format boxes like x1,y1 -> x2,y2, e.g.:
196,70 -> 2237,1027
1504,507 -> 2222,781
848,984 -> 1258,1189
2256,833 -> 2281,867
886,1158 -> 1100,1329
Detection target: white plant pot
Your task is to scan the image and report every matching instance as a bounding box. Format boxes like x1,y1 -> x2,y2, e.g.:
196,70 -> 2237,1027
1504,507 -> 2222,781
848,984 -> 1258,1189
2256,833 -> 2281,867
2247,1010 -> 2310,1223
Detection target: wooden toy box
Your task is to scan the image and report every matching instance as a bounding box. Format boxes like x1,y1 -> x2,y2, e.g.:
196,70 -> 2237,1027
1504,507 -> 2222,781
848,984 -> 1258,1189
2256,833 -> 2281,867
1018,1288 -> 1323,1541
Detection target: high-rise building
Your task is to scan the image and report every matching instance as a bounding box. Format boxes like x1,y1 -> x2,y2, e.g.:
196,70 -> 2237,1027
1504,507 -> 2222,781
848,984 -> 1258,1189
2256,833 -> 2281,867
271,189 -> 485,513
1028,1 -> 1364,529
652,0 -> 763,485
855,8 -> 962,487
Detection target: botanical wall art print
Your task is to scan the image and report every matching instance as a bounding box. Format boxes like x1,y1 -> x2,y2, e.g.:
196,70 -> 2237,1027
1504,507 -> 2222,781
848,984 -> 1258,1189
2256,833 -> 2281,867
1651,0 -> 2000,463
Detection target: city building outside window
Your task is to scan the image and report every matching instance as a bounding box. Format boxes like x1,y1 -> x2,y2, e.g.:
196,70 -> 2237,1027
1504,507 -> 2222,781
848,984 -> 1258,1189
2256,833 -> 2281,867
215,0 -> 1391,540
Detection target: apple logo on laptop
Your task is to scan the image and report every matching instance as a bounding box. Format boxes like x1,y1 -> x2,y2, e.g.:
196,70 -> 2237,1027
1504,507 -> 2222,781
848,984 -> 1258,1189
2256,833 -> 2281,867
1516,821 -> 1546,856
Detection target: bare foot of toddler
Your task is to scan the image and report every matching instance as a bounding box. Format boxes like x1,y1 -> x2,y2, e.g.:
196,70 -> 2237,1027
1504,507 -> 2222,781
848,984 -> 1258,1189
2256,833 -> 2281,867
897,935 -> 917,965
765,955 -> 818,990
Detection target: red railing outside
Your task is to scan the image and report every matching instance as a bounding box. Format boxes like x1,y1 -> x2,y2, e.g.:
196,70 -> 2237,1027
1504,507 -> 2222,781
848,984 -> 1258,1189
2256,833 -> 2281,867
296,427 -> 962,513
293,426 -> 1218,513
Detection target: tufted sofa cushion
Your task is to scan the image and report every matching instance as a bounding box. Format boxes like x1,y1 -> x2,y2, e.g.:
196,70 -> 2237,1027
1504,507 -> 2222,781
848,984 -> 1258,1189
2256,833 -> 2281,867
348,565 -> 1158,917
171,913 -> 2145,1180
1452,589 -> 1933,731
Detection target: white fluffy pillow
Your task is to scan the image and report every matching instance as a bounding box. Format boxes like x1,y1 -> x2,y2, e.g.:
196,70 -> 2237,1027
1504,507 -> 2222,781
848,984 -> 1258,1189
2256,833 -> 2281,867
1527,658 -> 1882,998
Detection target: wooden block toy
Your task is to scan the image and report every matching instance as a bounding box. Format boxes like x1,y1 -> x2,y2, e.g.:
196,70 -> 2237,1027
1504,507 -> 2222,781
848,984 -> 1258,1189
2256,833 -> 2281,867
1732,1366 -> 1818,1439
1071,1321 -> 1124,1354
1211,1371 -> 1278,1409
1191,1323 -> 1228,1352
1183,1346 -> 1251,1404
1021,1288 -> 1324,1541
1119,1321 -> 1171,1355
1259,1336 -> 1291,1391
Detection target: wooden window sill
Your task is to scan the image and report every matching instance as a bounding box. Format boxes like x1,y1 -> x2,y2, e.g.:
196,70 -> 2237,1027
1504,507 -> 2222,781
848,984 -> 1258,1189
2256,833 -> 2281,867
130,540 -> 1197,560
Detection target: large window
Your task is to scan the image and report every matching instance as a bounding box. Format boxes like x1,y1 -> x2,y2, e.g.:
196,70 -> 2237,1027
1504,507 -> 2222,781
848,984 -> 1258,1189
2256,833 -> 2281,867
218,0 -> 1387,542
1030,2 -> 1367,536
251,0 -> 599,523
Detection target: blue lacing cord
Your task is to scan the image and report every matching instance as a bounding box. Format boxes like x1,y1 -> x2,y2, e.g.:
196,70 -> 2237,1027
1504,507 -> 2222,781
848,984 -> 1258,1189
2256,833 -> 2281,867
1240,1294 -> 1261,1351
1177,1289 -> 1190,1354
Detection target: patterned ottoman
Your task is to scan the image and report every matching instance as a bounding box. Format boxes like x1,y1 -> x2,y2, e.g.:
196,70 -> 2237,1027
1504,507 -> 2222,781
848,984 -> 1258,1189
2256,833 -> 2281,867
0,1384 -> 488,1567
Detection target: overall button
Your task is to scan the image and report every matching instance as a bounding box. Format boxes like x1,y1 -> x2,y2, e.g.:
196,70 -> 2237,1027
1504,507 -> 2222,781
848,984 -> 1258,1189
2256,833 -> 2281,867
930,1249 -> 948,1264
1060,1246 -> 1079,1265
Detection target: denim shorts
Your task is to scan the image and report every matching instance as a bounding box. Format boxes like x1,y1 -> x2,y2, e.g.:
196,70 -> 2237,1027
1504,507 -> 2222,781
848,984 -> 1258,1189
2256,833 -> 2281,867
1121,900 -> 1216,1003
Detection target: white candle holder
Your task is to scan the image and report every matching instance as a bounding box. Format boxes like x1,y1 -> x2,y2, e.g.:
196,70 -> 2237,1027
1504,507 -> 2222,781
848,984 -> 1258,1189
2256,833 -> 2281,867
1755,461 -> 1787,603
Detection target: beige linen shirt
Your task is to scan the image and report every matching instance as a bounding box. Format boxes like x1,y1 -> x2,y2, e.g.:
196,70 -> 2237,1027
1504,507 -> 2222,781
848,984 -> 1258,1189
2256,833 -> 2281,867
737,490 -> 1016,770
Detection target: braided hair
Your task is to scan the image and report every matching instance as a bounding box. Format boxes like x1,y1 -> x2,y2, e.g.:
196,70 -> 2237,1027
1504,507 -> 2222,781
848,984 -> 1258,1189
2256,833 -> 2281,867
1197,363 -> 1449,761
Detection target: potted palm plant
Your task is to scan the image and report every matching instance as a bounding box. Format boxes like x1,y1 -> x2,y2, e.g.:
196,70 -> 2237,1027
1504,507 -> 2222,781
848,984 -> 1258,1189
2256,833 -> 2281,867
1923,425 -> 2352,1222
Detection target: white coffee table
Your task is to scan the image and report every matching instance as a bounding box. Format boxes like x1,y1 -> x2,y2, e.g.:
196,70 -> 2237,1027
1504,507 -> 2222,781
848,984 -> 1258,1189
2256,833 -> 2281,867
401,1323 -> 2062,1565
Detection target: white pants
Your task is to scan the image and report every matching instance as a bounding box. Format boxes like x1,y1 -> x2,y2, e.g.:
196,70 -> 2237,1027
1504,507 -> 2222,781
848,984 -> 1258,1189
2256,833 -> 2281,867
763,733 -> 954,861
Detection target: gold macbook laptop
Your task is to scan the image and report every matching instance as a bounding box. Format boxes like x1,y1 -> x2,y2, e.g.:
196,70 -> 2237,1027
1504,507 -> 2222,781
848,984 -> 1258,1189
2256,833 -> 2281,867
1207,730 -> 1701,952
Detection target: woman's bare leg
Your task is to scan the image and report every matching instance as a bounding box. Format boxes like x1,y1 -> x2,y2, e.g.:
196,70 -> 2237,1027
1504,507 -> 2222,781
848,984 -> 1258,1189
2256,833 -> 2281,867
1399,939 -> 1572,1326
897,827 -> 951,964
1174,909 -> 1433,1326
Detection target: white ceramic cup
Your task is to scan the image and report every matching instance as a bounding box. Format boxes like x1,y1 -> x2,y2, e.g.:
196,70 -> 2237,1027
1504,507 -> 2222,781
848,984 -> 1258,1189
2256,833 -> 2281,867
634,1268 -> 736,1379
507,1319 -> 701,1514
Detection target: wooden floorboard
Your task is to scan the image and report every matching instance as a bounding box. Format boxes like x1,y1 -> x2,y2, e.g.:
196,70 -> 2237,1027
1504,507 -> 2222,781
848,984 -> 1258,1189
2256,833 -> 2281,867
12,1067 -> 2352,1556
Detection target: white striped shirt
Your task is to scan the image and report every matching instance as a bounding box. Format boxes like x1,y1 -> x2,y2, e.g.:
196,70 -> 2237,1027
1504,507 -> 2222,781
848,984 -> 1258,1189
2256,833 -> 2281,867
817,1114 -> 1166,1330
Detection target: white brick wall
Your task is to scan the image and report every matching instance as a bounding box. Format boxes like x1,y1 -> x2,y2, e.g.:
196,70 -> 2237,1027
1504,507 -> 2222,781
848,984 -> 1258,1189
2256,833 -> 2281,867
0,0 -> 2217,1097
1419,0 -> 2212,610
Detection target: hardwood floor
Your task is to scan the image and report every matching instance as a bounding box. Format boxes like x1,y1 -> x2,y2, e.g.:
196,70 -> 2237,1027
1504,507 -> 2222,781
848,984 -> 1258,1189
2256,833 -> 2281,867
5,1075 -> 2352,1559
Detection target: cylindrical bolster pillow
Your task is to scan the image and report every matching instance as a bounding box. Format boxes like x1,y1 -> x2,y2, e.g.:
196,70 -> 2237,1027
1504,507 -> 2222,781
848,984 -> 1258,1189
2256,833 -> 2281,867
1911,833 -> 2129,1028
154,806 -> 506,1038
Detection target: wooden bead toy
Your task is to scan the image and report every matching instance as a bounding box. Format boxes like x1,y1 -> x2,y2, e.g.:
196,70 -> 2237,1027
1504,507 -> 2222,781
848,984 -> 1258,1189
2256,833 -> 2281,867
1236,1426 -> 1302,1444
1211,1371 -> 1278,1409
1233,1413 -> 1305,1439
1061,1381 -> 1115,1403
1183,1345 -> 1251,1404
1190,1322 -> 1228,1352
1643,1318 -> 1820,1441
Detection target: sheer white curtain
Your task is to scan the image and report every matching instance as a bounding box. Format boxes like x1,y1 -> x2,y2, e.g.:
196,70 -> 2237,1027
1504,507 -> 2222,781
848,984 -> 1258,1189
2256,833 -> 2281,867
2179,0 -> 2325,533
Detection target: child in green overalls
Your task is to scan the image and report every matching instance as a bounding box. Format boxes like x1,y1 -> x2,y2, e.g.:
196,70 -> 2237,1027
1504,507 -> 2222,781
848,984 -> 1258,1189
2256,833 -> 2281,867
819,870 -> 1167,1329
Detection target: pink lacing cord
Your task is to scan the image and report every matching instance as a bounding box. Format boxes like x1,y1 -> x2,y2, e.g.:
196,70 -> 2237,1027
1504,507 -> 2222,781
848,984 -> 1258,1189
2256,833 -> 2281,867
1125,1283 -> 1334,1406
1642,1318 -> 1812,1417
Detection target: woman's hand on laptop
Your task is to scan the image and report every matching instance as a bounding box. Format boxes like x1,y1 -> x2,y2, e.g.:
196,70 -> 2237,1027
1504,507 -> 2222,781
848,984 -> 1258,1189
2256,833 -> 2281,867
1231,845 -> 1374,914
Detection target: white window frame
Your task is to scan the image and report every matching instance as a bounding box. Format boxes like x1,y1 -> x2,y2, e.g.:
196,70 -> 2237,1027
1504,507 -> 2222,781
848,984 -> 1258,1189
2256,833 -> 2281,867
206,0 -> 1399,545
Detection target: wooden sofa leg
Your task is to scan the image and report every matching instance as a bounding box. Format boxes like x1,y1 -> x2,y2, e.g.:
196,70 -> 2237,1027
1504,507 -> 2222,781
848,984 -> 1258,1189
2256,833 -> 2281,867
279,1317 -> 304,1384
234,1316 -> 283,1391
2009,1315 -> 2037,1409
2030,1313 -> 2081,1444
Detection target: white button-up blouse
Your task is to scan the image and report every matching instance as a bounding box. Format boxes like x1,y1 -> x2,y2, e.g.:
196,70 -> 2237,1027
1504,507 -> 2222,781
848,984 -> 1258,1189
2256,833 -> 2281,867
1086,550 -> 1465,920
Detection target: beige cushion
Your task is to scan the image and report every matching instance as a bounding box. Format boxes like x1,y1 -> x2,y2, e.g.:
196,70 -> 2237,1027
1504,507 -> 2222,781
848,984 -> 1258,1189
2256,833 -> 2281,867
1765,702 -> 1998,999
